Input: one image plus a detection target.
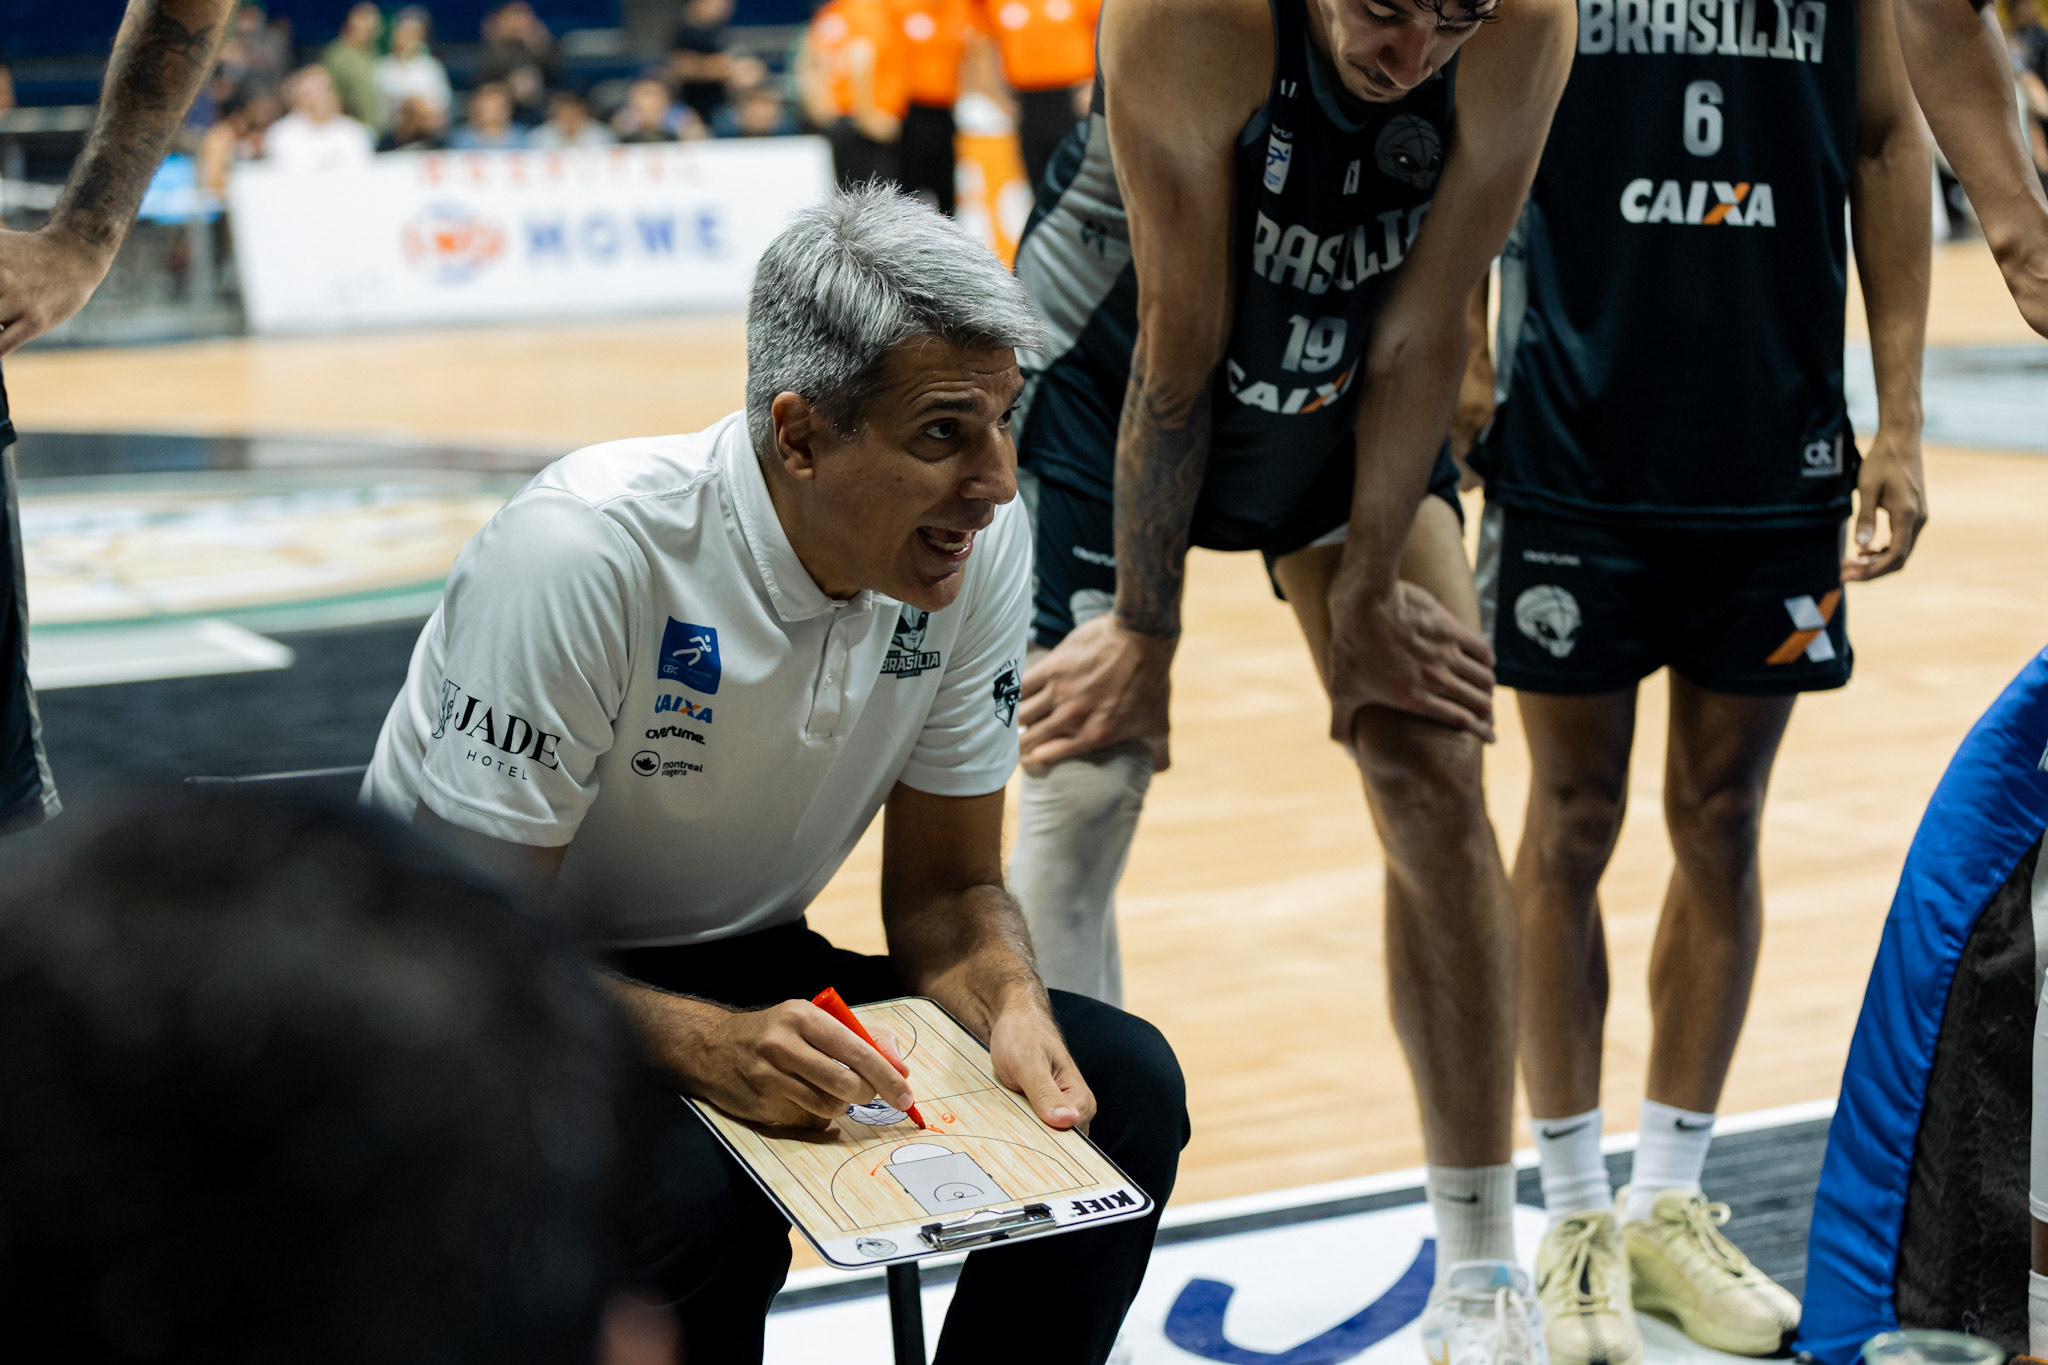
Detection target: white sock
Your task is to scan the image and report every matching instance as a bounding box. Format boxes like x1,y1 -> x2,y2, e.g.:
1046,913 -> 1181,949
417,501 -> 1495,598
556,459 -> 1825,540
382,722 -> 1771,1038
2029,1270 -> 2048,1357
1625,1099 -> 1715,1221
1426,1163 -> 1518,1283
1532,1108 -> 1611,1224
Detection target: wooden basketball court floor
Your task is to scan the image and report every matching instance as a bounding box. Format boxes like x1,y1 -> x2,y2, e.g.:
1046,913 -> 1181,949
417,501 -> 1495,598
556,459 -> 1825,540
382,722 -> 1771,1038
8,242 -> 2045,1233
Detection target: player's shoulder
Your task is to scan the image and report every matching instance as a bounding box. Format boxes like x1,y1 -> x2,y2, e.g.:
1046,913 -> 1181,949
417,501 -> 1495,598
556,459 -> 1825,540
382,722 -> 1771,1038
1102,0 -> 1270,129
524,413 -> 740,520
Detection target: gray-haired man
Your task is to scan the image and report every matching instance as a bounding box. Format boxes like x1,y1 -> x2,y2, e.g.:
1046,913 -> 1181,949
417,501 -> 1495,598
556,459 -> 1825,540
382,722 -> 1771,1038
362,186 -> 1187,1363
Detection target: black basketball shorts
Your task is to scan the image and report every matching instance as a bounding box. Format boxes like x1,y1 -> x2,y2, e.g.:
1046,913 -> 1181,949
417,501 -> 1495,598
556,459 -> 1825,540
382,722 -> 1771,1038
1027,453 -> 1464,650
1475,502 -> 1852,697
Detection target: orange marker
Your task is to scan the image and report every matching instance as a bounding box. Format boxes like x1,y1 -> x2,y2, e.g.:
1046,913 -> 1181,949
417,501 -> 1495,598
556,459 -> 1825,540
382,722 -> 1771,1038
810,986 -> 929,1131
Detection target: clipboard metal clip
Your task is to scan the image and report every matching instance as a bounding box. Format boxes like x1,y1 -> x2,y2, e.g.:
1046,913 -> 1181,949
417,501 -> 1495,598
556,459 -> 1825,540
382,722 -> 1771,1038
917,1203 -> 1056,1251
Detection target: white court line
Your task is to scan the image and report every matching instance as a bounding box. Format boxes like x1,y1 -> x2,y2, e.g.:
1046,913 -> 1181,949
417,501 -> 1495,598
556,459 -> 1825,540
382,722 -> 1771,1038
774,1096 -> 1839,1301
28,618 -> 296,689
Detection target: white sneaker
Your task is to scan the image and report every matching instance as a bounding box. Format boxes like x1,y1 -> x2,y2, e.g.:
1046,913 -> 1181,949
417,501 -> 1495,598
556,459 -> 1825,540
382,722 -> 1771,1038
1622,1186 -> 1800,1356
1534,1210 -> 1644,1365
1421,1260 -> 1550,1365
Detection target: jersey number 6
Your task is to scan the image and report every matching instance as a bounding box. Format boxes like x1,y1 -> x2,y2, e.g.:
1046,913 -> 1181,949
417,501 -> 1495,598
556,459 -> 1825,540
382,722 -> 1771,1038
1683,80 -> 1724,157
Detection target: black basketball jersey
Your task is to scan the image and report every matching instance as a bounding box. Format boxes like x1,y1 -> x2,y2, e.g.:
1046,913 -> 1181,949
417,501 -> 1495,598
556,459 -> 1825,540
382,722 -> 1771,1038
1013,0 -> 1455,553
1472,0 -> 1861,527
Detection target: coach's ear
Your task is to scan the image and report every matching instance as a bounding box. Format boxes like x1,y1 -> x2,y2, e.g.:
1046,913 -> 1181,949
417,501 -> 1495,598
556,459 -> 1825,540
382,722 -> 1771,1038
770,391 -> 824,483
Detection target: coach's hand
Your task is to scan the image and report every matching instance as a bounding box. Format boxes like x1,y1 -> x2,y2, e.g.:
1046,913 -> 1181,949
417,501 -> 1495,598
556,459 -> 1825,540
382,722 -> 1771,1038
1018,615 -> 1175,773
989,999 -> 1096,1132
1326,580 -> 1496,746
1841,426 -> 1927,581
0,226 -> 116,355
686,999 -> 916,1130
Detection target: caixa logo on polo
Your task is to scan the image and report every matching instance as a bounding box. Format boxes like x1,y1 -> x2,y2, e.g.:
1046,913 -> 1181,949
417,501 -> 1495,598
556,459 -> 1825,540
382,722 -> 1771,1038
401,204 -> 506,281
431,679 -> 563,780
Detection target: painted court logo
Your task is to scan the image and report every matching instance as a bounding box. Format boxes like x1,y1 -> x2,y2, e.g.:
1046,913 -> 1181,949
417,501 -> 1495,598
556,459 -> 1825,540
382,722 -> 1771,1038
658,618 -> 721,693
1767,591 -> 1840,665
883,606 -> 942,678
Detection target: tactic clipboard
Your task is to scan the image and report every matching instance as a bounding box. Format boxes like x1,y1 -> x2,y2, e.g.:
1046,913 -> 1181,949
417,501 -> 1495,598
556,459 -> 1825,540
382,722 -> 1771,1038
687,996 -> 1154,1268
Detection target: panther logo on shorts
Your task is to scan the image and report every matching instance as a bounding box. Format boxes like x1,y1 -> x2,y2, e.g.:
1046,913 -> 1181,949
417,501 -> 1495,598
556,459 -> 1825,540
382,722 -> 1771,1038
1514,585 -> 1582,659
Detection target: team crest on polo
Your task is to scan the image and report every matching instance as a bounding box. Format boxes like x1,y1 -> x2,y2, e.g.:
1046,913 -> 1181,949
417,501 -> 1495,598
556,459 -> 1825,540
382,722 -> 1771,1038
993,659 -> 1022,727
883,606 -> 942,678
658,618 -> 721,693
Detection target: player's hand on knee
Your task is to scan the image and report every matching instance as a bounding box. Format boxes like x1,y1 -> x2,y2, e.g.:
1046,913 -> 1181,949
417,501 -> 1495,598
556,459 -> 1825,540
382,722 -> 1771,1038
0,226 -> 116,355
989,1004 -> 1097,1132
1841,426 -> 1927,581
699,1000 -> 917,1129
1017,615 -> 1175,773
1327,581 -> 1496,745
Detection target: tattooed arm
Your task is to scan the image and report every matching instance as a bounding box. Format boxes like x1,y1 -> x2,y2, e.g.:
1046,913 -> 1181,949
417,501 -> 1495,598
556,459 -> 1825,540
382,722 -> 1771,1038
1893,0 -> 2048,336
0,0 -> 235,353
1014,0 -> 1269,771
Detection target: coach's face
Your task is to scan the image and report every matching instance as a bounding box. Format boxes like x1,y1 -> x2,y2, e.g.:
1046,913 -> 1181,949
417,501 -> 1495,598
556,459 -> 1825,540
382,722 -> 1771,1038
769,338 -> 1021,613
1311,0 -> 1493,101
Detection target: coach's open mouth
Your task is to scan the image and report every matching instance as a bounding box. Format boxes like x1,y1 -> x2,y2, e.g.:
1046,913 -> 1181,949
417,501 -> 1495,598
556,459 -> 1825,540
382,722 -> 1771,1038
917,526 -> 976,562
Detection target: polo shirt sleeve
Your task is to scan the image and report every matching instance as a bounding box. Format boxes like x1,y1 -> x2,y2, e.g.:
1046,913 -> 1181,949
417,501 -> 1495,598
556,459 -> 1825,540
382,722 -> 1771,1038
898,498 -> 1029,797
416,489 -> 642,846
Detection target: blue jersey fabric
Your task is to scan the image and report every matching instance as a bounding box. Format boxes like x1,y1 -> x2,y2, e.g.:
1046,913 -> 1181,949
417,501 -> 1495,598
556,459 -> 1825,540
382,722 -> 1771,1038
1800,647 -> 2048,1362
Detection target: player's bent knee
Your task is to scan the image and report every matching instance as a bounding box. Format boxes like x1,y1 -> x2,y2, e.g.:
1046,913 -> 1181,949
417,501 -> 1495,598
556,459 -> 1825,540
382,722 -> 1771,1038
1354,715 -> 1488,836
1667,782 -> 1768,865
1532,780 -> 1628,883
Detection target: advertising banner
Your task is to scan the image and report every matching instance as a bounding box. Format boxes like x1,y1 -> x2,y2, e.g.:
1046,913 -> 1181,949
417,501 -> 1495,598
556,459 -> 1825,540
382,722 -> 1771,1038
227,137 -> 834,333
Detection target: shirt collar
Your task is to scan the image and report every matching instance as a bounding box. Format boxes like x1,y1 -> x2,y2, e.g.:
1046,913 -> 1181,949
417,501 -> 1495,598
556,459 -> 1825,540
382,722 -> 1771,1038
718,415 -> 873,622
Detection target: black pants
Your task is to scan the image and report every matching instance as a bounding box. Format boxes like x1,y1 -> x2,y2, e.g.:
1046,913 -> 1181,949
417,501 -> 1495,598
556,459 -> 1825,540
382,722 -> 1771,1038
1016,85 -> 1084,197
827,118 -> 900,190
0,370 -> 54,835
900,102 -> 957,215
612,920 -> 1188,1364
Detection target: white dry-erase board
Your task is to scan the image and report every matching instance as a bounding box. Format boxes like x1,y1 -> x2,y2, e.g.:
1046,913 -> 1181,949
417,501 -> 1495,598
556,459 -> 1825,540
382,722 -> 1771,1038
688,996 -> 1153,1268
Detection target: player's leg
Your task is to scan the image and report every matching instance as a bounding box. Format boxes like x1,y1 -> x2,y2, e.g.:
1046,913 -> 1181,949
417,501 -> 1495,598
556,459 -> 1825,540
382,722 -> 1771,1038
1009,474 -> 1156,1006
938,989 -> 1188,1365
1,428 -> 60,835
1621,525 -> 1843,1356
1472,500 -> 1670,1365
1272,493 -> 1520,1269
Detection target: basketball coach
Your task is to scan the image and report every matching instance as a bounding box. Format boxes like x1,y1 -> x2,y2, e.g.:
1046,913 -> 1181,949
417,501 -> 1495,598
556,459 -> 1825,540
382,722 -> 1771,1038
363,187 -> 1187,1364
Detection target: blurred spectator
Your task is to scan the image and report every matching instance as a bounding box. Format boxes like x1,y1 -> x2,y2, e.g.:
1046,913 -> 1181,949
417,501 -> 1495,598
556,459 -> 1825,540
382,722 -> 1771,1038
982,0 -> 1101,191
478,1 -> 561,123
0,53 -> 15,117
2014,0 -> 2048,81
378,92 -> 448,151
198,85 -> 281,193
800,0 -> 908,188
714,77 -> 798,137
321,1 -> 383,128
449,82 -> 528,149
264,65 -> 374,172
0,797 -> 636,1364
2014,0 -> 2048,188
529,89 -> 618,148
612,76 -> 703,142
669,0 -> 758,125
222,2 -> 292,89
375,6 -> 452,132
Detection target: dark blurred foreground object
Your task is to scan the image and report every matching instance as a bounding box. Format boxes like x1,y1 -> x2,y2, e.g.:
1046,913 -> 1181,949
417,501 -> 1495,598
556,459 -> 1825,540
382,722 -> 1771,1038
0,796 -> 630,1363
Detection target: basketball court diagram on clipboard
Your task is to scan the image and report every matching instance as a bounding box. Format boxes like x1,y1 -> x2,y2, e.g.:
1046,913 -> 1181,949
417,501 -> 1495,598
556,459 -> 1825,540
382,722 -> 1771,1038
689,996 -> 1153,1268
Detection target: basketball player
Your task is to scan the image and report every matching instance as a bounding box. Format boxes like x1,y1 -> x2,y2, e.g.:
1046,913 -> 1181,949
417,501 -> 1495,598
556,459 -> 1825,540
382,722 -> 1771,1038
1007,0 -> 1572,1358
1895,0 -> 2048,336
1465,0 -> 1931,1356
0,0 -> 234,834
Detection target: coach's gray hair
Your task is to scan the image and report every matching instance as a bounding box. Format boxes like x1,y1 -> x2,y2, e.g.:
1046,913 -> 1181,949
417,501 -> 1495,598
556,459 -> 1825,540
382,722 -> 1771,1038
745,184 -> 1044,455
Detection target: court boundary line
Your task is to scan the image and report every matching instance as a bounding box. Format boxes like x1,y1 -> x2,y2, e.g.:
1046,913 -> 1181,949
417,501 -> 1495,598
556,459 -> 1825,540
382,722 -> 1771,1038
768,1097 -> 1839,1312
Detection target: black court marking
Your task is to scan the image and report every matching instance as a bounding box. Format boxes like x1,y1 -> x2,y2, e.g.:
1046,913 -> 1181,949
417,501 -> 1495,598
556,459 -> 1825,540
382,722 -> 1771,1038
768,1113 -> 1832,1312
1847,344 -> 2048,454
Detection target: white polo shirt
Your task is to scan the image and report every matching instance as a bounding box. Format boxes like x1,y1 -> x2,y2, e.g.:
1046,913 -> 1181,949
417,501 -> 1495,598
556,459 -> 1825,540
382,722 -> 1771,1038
363,411 -> 1029,948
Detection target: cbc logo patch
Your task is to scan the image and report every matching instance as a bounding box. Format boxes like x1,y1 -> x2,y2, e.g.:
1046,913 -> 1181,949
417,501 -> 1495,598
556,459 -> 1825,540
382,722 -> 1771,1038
1375,115 -> 1443,190
1514,585 -> 1582,659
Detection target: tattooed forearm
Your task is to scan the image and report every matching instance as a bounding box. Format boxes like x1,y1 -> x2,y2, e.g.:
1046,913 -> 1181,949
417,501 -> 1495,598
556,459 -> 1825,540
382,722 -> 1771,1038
48,0 -> 234,255
1111,369 -> 1213,639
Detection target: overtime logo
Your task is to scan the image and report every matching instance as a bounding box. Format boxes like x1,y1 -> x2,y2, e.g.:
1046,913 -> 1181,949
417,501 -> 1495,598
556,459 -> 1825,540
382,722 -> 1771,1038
1620,178 -> 1776,227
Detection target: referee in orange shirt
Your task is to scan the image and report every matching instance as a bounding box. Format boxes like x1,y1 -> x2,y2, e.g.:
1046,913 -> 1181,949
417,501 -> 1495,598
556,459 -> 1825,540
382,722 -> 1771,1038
980,0 -> 1099,192
895,0 -> 986,214
800,0 -> 910,188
